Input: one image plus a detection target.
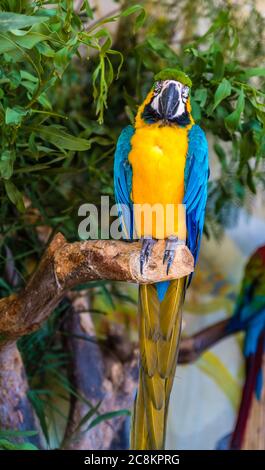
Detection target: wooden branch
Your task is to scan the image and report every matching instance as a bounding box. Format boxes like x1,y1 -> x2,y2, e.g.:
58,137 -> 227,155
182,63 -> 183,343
0,232 -> 194,342
0,342 -> 43,447
178,318 -> 231,364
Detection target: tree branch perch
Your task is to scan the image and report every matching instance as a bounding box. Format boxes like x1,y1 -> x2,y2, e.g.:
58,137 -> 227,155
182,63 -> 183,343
178,318 -> 231,364
0,232 -> 194,342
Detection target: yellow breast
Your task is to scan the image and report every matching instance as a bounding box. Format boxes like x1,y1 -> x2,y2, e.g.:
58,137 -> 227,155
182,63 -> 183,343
128,124 -> 189,239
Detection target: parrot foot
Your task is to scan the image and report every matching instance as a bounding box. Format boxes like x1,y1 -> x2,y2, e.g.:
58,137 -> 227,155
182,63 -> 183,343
163,236 -> 185,274
140,236 -> 156,274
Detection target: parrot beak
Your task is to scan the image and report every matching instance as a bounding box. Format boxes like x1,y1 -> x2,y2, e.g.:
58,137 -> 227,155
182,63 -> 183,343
158,82 -> 180,120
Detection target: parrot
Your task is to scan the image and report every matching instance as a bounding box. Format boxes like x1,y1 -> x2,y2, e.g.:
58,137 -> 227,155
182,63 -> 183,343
227,245 -> 265,449
113,68 -> 209,450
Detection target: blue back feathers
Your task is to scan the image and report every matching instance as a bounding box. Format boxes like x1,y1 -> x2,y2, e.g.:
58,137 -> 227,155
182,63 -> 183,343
113,126 -> 134,239
184,125 -> 209,267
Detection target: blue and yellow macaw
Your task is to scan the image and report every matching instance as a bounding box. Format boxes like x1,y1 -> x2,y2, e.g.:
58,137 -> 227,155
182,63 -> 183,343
114,68 -> 209,450
227,245 -> 265,449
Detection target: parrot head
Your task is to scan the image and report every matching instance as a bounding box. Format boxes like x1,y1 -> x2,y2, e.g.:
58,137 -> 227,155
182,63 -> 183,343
139,68 -> 193,126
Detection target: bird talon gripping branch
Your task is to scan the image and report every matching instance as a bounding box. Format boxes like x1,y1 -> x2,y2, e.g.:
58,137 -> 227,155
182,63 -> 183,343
163,236 -> 179,274
140,237 -> 156,274
114,68 -> 209,450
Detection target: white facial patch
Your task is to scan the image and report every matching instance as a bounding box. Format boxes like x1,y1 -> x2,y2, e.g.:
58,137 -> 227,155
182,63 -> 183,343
151,80 -> 189,119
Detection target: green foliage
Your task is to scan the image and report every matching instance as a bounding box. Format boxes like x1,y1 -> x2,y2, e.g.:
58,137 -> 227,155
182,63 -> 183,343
113,0 -> 265,233
0,429 -> 39,450
87,409 -> 131,430
0,0 -> 144,215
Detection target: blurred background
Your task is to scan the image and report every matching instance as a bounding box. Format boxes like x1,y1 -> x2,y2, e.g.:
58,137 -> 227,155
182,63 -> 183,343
0,0 -> 264,450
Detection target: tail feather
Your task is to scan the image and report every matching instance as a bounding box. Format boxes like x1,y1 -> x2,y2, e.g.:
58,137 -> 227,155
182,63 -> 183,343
139,295 -> 158,375
159,278 -> 185,340
140,283 -> 160,338
145,373 -> 165,410
131,278 -> 186,450
142,372 -> 165,449
158,308 -> 183,378
131,376 -> 148,449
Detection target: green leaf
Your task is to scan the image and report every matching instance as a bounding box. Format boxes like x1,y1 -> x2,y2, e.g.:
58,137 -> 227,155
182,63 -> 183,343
0,33 -> 17,54
101,285 -> 115,309
36,41 -> 55,58
225,88 -> 245,132
121,4 -> 146,32
37,92 -> 52,110
0,33 -> 42,81
20,70 -> 39,82
0,438 -> 38,450
34,125 -> 91,151
134,9 -> 146,32
108,49 -> 124,78
0,430 -> 38,438
13,32 -> 47,49
77,401 -> 102,430
190,97 -> 201,121
87,409 -> 131,430
101,37 -> 112,54
246,163 -> 256,193
81,0 -> 94,19
213,51 -> 224,80
4,180 -> 25,212
5,106 -> 28,125
27,391 -> 49,444
146,36 -> 178,61
54,47 -> 71,78
214,143 -> 227,170
0,149 -> 16,179
213,78 -> 231,109
194,88 -> 208,107
243,67 -> 265,78
121,4 -> 144,16
0,12 -> 49,32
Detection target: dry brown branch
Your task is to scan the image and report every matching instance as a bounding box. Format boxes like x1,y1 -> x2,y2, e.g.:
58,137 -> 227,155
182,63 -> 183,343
0,232 -> 194,342
178,318 -> 231,364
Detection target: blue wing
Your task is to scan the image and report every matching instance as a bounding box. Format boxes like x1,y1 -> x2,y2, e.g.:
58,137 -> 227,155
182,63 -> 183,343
184,124 -> 209,268
158,125 -> 208,300
228,279 -> 265,357
113,125 -> 135,239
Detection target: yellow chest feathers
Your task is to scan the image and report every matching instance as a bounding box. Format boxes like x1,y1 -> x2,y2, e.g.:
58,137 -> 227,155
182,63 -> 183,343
128,125 -> 189,206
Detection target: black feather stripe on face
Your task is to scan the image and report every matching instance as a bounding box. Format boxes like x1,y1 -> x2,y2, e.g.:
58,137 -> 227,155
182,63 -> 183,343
141,103 -> 190,126
142,80 -> 191,126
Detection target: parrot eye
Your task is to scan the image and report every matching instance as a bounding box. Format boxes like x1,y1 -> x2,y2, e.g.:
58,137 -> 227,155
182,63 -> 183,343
154,81 -> 162,94
182,85 -> 189,101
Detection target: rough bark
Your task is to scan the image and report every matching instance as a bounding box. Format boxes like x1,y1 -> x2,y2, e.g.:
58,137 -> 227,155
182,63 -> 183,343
0,342 -> 42,447
0,232 -> 194,342
61,293 -> 138,450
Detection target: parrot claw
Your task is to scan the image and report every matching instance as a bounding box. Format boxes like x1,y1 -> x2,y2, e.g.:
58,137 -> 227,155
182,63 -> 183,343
140,237 -> 156,274
163,249 -> 175,274
163,236 -> 185,275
